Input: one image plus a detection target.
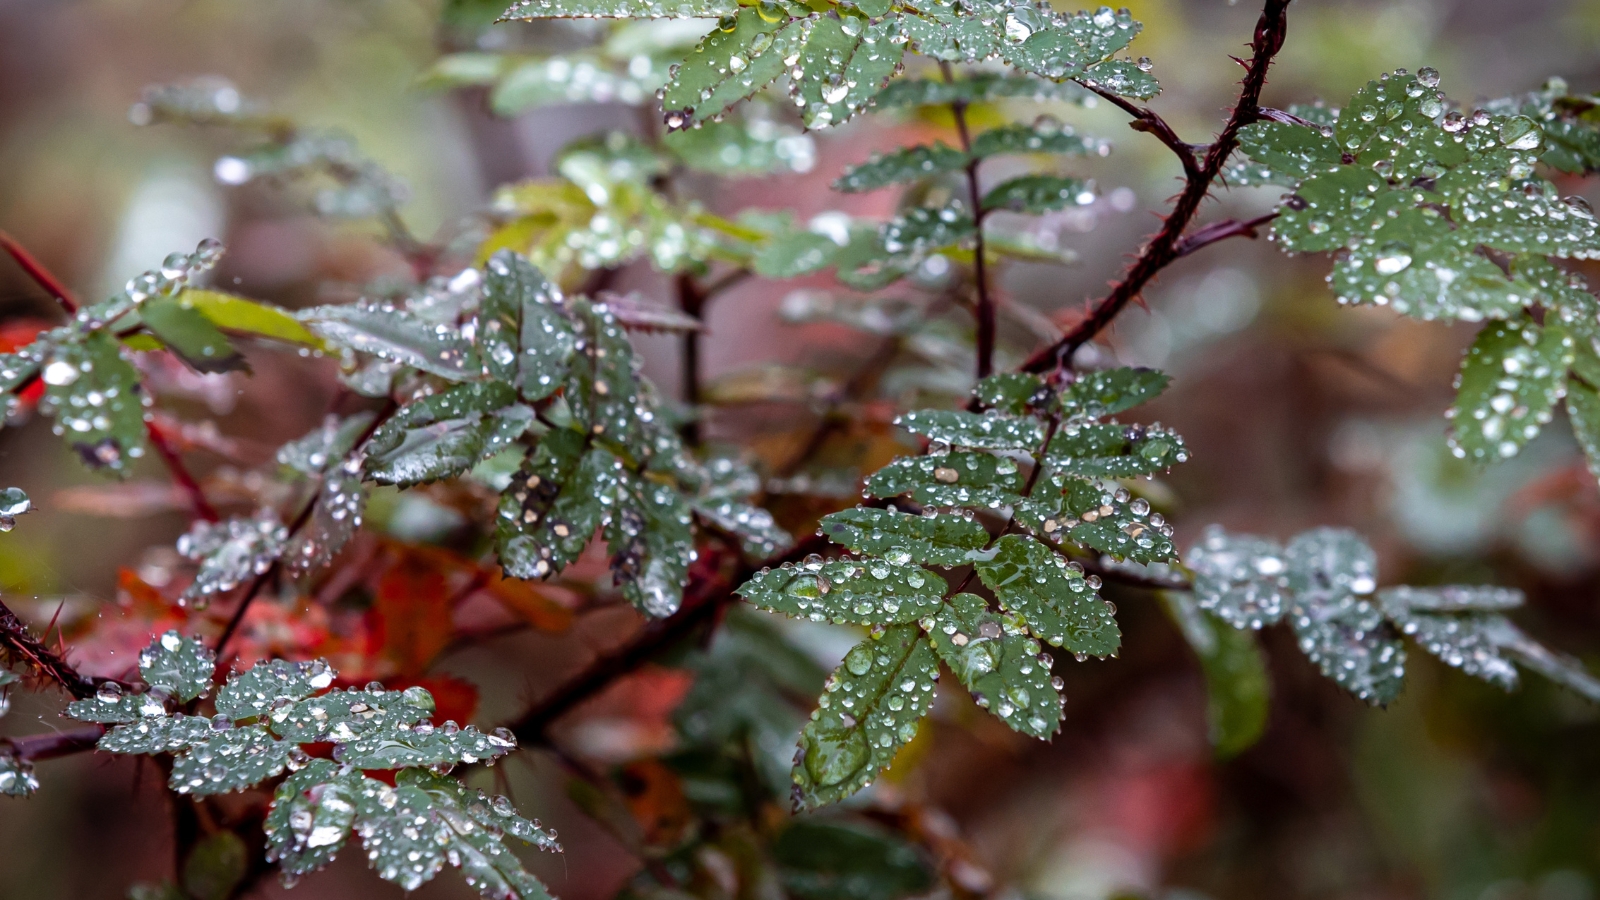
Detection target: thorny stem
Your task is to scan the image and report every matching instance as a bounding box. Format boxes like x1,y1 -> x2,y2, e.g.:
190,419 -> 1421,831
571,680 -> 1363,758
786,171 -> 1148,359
212,398 -> 398,659
0,231 -> 221,523
0,598 -> 98,699
940,62 -> 996,379
1020,0 -> 1293,374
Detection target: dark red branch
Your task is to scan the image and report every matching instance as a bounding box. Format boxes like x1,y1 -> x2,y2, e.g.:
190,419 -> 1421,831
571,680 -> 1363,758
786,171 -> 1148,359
1021,0 -> 1292,374
0,231 -> 81,313
1079,84 -> 1203,180
0,598 -> 97,699
1172,212 -> 1280,259
3,725 -> 105,762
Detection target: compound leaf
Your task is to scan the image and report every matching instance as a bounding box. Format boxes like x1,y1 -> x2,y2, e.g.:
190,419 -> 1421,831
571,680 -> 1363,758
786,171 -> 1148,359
660,9 -> 805,129
866,451 -> 1024,509
169,727 -> 291,796
302,303 -> 480,380
737,555 -> 945,625
363,382 -> 521,486
896,408 -> 1045,451
1057,366 -> 1170,419
975,534 -> 1119,656
981,174 -> 1091,213
818,507 -> 989,566
926,593 -> 1062,738
1044,422 -> 1187,478
138,631 -> 217,702
834,143 -> 969,193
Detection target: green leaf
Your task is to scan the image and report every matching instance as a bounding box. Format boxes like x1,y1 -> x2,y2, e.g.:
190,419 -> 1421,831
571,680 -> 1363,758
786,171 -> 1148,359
1049,478 -> 1177,564
340,723 -> 517,769
898,0 -> 1001,64
1336,71 -> 1458,178
481,250 -> 576,398
981,174 -> 1091,213
264,760 -> 362,878
565,300 -> 646,453
1234,121 -> 1342,183
1447,318 -> 1573,463
1004,7 -> 1142,81
970,120 -> 1104,158
1566,368 -> 1600,484
772,819 -> 935,900
1285,528 -> 1404,705
606,468 -> 695,617
737,555 -> 946,625
278,412 -> 377,476
663,117 -> 817,176
873,73 -> 1088,108
1058,366 -> 1171,419
169,727 -> 291,796
693,497 -> 790,557
1378,584 -> 1524,612
1080,58 -> 1159,99
660,9 -> 805,129
792,625 -> 938,809
497,430 -> 616,579
489,57 -> 654,114
926,593 -> 1063,738
818,507 -> 989,566
976,534 -> 1119,656
266,688 -> 434,743
284,466 -> 367,578
182,831 -> 249,900
38,332 -> 148,476
301,302 -> 480,380
98,714 -> 215,755
65,689 -> 157,724
216,658 -> 336,720
881,203 -> 976,257
177,513 -> 289,605
179,289 -> 325,349
1328,221 -> 1534,320
865,451 -> 1024,508
973,372 -> 1047,415
834,142 -> 969,193
1185,526 -> 1288,630
0,753 -> 38,797
1162,593 -> 1270,759
895,408 -> 1045,451
1379,587 -> 1527,690
753,229 -> 843,278
1045,421 -> 1187,478
501,0 -> 736,18
363,382 -> 522,486
789,15 -> 904,129
138,631 -> 217,702
141,296 -> 245,373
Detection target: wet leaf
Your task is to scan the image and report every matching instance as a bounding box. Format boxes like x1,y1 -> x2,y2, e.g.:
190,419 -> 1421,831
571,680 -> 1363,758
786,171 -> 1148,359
1057,366 -> 1170,419
1163,592 -> 1270,759
99,714 -> 215,755
926,593 -> 1062,738
873,73 -> 1088,108
980,174 -> 1091,213
38,332 -> 148,476
1048,478 -> 1177,565
501,0 -> 736,18
664,117 -> 817,176
834,143 -> 969,193
790,15 -> 904,130
976,534 -> 1119,656
141,296 -> 245,373
339,723 -> 515,769
267,687 -> 434,743
605,467 -> 695,617
973,372 -> 1048,414
283,465 -> 366,577
1185,526 -> 1289,630
819,507 -> 989,567
1080,58 -> 1159,100
482,250 -> 577,400
896,408 -> 1045,451
264,760 -> 363,878
216,658 -> 336,720
737,555 -> 945,626
773,819 -> 935,900
1044,421 -> 1188,478
865,450 -> 1025,509
496,430 -> 616,579
363,382 -> 522,486
1447,317 -> 1572,463
301,303 -> 480,380
969,120 -> 1104,158
169,726 -> 292,796
179,289 -> 324,349
660,9 -> 805,130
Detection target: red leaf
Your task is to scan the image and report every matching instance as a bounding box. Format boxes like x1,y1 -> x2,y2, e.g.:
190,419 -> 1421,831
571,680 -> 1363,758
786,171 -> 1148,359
372,553 -> 453,678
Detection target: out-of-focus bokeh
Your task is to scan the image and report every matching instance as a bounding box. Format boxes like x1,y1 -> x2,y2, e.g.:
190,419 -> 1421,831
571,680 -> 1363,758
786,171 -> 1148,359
3,0 -> 1600,898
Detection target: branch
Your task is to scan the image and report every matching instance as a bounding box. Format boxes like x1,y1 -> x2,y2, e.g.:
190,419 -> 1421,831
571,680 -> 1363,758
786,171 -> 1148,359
1078,84 -> 1203,180
941,62 -> 996,379
3,725 -> 105,762
1021,0 -> 1292,374
1172,212 -> 1280,259
0,598 -> 97,699
0,231 -> 80,313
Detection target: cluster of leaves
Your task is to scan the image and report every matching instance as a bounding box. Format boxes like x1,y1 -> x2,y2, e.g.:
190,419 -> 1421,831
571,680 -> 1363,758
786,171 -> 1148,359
1235,69 -> 1600,476
1183,525 -> 1600,707
735,366 -> 1186,807
61,632 -> 558,899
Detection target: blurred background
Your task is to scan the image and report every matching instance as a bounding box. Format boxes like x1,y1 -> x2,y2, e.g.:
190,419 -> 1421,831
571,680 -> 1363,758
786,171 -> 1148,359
3,0 -> 1600,898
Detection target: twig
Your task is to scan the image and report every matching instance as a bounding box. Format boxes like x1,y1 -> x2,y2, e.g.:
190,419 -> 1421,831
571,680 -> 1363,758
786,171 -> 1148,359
1020,0 -> 1292,374
3,726 -> 106,761
675,273 -> 706,447
1172,212 -> 1280,259
0,231 -> 80,313
0,598 -> 98,699
940,62 -> 997,379
1078,84 -> 1203,179
146,420 -> 221,522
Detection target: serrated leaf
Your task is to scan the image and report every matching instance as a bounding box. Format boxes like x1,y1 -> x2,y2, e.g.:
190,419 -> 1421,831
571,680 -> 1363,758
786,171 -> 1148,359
881,203 -> 976,256
283,465 -> 366,577
501,0 -> 736,18
981,174 -> 1091,213
340,724 -> 517,770
873,73 -> 1089,108
301,303 -> 480,380
926,593 -> 1061,738
1378,592 -> 1521,690
898,1 -> 1001,64
819,507 -> 989,566
737,556 -> 945,625
789,15 -> 903,129
1049,478 -> 1176,564
606,468 -> 695,617
1336,71 -> 1456,178
1058,366 -> 1170,419
865,451 -> 1025,509
141,296 -> 245,373
489,56 -> 655,114
481,251 -> 576,398
1328,221 -> 1535,320
179,289 -> 324,349
565,300 -> 645,452
1285,528 -> 1403,705
1004,7 -> 1141,81
660,9 -> 805,129
693,497 -> 790,557
216,659 -> 336,720
1447,317 -> 1573,463
363,382 -> 521,486
664,118 -> 817,176
176,513 -> 287,605
1185,526 -> 1289,630
264,760 -> 362,878
1080,58 -> 1159,99
266,688 -> 433,743
753,229 -> 843,278
66,690 -> 160,724
1045,421 -> 1187,478
1286,527 -> 1379,602
973,372 -> 1047,414
970,120 -> 1104,158
896,408 -> 1045,451
38,332 -> 148,476
497,431 -> 616,579
1162,592 -> 1270,759
169,727 -> 291,796
138,631 -> 216,702
1234,121 -> 1342,183
976,534 -> 1119,656
834,143 -> 969,193
99,714 -> 215,755
278,412 -> 378,476
792,625 -> 938,809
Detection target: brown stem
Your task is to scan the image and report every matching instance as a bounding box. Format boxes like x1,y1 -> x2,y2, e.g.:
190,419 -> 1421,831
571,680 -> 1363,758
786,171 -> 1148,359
675,273 -> 705,447
940,62 -> 995,379
3,725 -> 106,761
1020,0 -> 1292,374
1172,212 -> 1280,259
0,598 -> 97,699
1077,84 -> 1203,180
147,420 -> 220,522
